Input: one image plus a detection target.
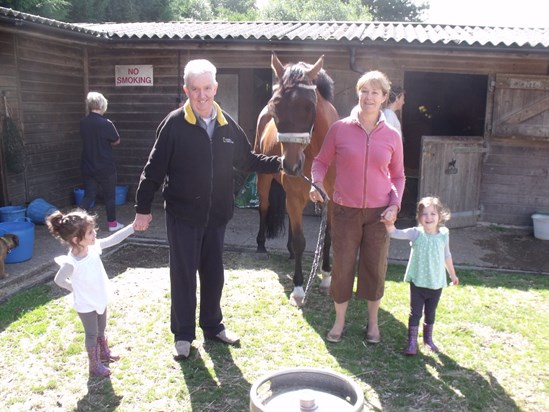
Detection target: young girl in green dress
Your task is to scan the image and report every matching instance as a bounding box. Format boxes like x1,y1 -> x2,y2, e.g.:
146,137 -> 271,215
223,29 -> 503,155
383,196 -> 459,355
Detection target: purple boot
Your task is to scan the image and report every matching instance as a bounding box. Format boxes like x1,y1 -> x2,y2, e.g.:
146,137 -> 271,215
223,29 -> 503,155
98,335 -> 120,362
423,323 -> 439,352
87,345 -> 111,377
404,326 -> 419,355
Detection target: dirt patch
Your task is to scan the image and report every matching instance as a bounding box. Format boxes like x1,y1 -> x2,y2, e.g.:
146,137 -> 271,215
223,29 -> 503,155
474,229 -> 549,273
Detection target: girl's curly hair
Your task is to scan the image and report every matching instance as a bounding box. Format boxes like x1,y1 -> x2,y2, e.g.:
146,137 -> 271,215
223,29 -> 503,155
416,196 -> 451,227
46,209 -> 96,248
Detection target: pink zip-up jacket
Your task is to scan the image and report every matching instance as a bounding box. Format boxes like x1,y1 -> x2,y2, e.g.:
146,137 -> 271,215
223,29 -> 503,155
312,111 -> 405,209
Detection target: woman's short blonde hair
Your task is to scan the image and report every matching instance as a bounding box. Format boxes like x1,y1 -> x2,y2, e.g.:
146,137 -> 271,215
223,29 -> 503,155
356,71 -> 391,97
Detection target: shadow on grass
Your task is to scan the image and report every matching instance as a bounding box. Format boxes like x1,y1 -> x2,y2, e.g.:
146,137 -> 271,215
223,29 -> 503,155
75,375 -> 122,412
299,295 -> 520,411
176,340 -> 249,411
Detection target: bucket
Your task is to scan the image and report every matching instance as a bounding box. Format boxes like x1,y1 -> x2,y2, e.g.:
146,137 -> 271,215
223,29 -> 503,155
250,367 -> 364,411
0,219 -> 35,263
532,212 -> 549,240
73,188 -> 95,208
27,198 -> 58,225
0,206 -> 27,222
115,185 -> 129,206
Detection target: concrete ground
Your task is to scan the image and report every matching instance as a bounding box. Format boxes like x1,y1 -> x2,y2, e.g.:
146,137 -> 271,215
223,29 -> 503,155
1,201 -> 547,302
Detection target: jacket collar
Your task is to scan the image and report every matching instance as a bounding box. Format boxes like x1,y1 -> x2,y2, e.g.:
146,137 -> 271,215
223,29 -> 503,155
183,100 -> 228,126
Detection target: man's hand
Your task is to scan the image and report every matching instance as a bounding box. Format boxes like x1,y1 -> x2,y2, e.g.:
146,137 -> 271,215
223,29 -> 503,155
133,213 -> 152,231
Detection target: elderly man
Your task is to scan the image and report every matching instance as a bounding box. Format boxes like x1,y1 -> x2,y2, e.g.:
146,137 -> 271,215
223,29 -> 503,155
133,59 -> 281,359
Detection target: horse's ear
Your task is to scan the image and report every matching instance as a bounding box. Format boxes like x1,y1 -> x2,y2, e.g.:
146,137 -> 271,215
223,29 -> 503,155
271,52 -> 284,80
306,55 -> 324,81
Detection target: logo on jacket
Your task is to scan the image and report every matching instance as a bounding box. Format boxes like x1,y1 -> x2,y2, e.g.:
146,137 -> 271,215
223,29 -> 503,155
222,137 -> 234,144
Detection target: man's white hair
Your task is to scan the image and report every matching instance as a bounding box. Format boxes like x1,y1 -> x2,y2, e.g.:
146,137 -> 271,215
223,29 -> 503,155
184,59 -> 217,87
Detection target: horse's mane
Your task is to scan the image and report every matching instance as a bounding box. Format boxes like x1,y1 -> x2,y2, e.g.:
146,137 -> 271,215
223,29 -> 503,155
280,62 -> 335,103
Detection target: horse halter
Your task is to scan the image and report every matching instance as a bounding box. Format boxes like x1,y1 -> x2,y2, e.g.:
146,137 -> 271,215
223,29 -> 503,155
275,83 -> 317,145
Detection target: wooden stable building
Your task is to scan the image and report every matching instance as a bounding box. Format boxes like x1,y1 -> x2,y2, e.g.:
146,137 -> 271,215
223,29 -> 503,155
1,7 -> 548,227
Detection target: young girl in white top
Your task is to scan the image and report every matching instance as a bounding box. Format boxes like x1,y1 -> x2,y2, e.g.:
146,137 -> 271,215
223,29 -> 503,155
47,209 -> 134,377
383,196 -> 459,355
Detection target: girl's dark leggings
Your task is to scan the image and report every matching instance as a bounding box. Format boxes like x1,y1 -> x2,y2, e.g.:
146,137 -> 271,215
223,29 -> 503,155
78,309 -> 107,348
409,282 -> 442,327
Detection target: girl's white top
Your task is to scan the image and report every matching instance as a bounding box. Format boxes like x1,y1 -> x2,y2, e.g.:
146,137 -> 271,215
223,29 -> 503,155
53,225 -> 134,314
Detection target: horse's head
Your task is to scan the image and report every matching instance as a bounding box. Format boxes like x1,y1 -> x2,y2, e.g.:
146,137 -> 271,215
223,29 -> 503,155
269,53 -> 324,176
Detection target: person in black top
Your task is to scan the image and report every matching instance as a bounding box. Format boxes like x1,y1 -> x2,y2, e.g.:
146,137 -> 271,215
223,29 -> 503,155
133,59 -> 281,359
79,92 -> 124,232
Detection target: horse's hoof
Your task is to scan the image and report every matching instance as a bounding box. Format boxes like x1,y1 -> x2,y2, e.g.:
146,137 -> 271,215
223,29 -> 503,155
320,274 -> 331,289
255,252 -> 269,261
290,295 -> 304,307
319,286 -> 330,296
290,287 -> 305,307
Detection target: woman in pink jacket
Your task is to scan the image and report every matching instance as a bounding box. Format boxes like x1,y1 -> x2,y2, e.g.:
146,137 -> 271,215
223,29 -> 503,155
310,71 -> 405,345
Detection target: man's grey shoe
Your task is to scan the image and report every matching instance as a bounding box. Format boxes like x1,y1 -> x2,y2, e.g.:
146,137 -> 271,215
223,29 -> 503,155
206,329 -> 240,345
174,340 -> 191,360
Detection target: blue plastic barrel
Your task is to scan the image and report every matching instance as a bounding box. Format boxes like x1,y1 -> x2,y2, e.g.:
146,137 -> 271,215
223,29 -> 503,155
115,185 -> 129,206
74,188 -> 95,208
0,206 -> 27,222
0,219 -> 35,263
26,198 -> 58,224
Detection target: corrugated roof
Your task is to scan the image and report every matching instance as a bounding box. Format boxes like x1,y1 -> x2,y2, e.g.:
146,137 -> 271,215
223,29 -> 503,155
0,7 -> 106,38
1,7 -> 548,50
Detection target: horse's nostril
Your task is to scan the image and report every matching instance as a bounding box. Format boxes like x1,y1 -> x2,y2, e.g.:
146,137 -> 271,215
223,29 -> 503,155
281,158 -> 300,176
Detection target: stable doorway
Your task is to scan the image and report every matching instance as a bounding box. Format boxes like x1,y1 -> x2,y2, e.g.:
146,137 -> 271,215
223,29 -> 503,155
401,71 -> 488,225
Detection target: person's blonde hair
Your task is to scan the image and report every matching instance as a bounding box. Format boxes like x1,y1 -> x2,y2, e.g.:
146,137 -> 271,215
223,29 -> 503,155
356,70 -> 391,97
86,92 -> 108,114
416,196 -> 451,227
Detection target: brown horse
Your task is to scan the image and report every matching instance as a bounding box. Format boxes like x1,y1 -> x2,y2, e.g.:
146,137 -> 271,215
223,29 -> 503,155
254,53 -> 339,305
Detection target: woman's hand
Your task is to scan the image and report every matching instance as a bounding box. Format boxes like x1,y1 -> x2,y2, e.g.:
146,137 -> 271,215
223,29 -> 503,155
309,183 -> 327,203
380,205 -> 398,223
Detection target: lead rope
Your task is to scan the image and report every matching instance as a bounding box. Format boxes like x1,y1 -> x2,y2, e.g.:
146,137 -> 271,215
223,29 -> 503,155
300,175 -> 328,307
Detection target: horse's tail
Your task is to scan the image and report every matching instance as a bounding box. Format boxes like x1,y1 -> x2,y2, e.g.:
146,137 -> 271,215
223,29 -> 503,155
266,180 -> 286,239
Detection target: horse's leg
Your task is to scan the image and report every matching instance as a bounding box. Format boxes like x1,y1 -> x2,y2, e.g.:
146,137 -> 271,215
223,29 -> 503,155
286,215 -> 295,259
285,190 -> 307,306
256,174 -> 272,255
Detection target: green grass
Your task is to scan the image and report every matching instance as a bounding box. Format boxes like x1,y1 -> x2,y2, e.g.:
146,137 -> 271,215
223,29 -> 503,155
0,244 -> 547,411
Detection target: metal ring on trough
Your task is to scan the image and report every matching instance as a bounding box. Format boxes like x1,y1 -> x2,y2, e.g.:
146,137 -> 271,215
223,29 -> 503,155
250,367 -> 364,411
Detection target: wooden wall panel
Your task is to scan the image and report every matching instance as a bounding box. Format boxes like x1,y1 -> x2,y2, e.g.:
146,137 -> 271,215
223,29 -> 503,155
0,33 -> 26,205
14,35 -> 85,208
86,48 -> 181,197
480,139 -> 549,226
